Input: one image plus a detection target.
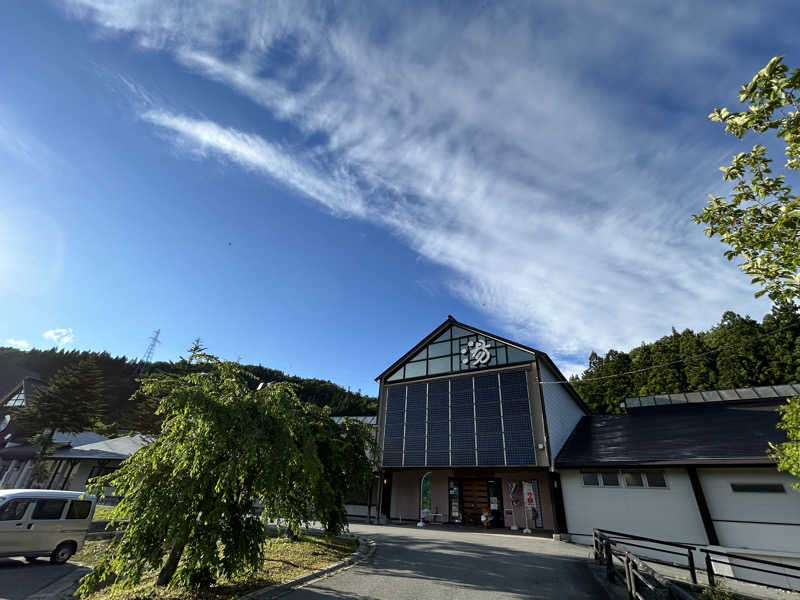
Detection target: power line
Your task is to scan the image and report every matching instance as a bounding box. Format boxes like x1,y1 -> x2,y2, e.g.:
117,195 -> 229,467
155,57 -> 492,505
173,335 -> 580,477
540,318 -> 800,385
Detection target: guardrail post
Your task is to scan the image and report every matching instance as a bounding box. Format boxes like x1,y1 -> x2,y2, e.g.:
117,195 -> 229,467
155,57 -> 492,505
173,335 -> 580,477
704,552 -> 715,587
605,539 -> 615,583
687,549 -> 697,585
593,531 -> 600,560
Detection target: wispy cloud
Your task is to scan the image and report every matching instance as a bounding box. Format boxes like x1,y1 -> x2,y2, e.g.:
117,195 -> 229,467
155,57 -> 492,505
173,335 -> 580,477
142,110 -> 366,216
43,328 -> 75,347
0,107 -> 53,170
64,1 -> 780,365
4,339 -> 31,350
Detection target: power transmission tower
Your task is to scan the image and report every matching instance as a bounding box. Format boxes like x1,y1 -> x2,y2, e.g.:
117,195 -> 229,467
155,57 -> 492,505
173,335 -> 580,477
137,329 -> 161,375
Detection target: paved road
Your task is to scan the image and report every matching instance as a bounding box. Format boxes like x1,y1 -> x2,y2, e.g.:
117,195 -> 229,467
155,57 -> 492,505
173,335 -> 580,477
0,557 -> 83,600
287,523 -> 610,599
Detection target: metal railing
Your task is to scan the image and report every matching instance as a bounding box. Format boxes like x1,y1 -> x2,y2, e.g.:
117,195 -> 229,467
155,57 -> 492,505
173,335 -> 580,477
593,528 -> 800,597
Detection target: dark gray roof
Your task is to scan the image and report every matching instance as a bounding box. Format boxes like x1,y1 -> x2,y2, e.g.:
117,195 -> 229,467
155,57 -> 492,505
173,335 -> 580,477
624,383 -> 800,409
555,398 -> 787,468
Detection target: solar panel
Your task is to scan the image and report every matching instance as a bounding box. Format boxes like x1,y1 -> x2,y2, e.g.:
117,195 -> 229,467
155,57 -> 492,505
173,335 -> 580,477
382,370 -> 535,468
501,370 -> 535,465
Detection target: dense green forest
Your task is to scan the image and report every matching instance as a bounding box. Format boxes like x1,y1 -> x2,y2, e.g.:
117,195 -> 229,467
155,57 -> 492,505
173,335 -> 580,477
570,304 -> 800,415
0,346 -> 377,432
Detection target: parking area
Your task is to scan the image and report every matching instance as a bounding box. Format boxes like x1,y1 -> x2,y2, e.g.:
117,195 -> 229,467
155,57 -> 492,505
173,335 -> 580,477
0,556 -> 87,600
287,523 -> 609,599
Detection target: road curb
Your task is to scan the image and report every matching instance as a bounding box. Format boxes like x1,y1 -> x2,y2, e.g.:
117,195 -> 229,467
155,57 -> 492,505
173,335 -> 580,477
239,536 -> 377,599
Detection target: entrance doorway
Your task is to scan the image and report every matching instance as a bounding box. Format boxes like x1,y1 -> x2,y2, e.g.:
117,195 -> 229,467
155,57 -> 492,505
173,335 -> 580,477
449,478 -> 504,527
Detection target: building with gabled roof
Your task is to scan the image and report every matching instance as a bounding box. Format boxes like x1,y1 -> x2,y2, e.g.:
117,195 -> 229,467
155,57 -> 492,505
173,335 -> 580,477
375,316 -> 586,534
555,384 -> 800,590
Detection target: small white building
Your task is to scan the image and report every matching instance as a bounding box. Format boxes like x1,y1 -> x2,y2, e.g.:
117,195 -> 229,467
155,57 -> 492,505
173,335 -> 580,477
555,384 -> 800,590
0,376 -> 151,492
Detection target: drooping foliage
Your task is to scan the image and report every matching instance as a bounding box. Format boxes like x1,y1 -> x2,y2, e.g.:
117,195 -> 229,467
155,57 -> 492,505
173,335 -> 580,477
571,304 -> 800,414
76,350 -> 375,595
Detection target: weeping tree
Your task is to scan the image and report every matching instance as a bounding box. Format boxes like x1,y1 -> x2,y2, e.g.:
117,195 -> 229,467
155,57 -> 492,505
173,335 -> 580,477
77,347 -> 375,595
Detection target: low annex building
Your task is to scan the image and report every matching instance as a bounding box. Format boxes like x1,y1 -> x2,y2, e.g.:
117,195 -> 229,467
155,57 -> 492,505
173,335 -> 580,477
0,376 -> 152,492
555,384 -> 800,588
375,316 -> 587,533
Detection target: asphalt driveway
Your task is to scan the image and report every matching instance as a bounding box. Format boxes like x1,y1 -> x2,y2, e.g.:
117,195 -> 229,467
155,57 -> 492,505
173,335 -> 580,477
287,523 -> 609,599
0,557 -> 85,600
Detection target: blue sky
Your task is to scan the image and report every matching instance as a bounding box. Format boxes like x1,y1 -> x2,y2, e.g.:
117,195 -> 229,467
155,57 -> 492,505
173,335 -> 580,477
0,1 -> 796,396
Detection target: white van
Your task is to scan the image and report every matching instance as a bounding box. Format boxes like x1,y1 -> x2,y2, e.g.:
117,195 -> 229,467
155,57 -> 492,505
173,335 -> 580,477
0,489 -> 96,564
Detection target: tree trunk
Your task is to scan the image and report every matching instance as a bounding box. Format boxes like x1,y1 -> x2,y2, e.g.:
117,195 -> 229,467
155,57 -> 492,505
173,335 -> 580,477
156,529 -> 189,587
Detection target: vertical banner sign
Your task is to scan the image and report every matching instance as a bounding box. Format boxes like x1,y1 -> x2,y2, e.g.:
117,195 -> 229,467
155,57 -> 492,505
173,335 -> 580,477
522,480 -> 543,528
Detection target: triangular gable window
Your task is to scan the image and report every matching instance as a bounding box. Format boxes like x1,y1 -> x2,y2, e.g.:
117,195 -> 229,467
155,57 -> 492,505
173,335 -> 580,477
386,325 -> 535,382
4,387 -> 25,408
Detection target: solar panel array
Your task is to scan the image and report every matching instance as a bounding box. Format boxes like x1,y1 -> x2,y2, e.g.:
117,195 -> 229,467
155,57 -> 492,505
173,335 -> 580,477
381,370 -> 536,467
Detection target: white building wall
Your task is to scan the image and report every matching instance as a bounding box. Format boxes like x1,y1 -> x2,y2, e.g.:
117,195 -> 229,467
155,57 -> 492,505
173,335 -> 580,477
560,468 -> 708,548
699,468 -> 800,554
538,361 -> 585,460
64,462 -> 94,491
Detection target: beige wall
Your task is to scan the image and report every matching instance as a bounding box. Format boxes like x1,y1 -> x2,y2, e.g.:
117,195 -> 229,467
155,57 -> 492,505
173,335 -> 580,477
699,468 -> 800,554
560,468 -> 708,547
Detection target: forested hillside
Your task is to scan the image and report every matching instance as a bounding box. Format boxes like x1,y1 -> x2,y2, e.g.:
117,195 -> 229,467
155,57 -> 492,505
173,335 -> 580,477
571,304 -> 800,415
0,346 -> 377,431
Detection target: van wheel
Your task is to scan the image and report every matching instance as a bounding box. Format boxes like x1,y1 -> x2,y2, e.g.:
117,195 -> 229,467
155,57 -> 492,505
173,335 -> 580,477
50,542 -> 75,564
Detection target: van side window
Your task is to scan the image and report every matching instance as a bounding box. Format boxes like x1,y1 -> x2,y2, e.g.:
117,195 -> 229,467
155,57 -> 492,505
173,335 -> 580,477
0,500 -> 31,521
66,500 -> 92,519
32,499 -> 67,520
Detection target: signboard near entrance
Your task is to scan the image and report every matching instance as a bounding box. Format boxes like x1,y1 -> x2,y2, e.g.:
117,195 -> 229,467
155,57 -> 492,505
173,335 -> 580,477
522,481 -> 544,529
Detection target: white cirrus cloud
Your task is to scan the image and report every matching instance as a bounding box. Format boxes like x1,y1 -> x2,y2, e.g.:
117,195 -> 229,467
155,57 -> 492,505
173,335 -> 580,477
43,328 -> 75,347
63,1 -> 781,367
5,339 -> 31,350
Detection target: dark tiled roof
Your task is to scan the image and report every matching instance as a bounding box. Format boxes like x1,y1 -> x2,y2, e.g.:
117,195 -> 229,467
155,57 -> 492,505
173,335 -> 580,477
555,399 -> 786,468
624,383 -> 800,409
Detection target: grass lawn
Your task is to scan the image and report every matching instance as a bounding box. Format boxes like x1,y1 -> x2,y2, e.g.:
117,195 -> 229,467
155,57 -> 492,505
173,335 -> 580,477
91,504 -> 116,521
73,533 -> 357,600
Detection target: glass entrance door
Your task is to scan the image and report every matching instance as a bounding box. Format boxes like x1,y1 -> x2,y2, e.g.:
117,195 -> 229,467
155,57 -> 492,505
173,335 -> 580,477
487,479 -> 504,528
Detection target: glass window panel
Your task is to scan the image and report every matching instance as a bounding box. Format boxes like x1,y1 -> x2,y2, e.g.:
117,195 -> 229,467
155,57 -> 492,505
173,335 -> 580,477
66,500 -> 92,519
32,499 -> 67,520
507,347 -> 535,364
643,471 -> 666,488
404,361 -> 426,378
601,472 -> 620,487
730,483 -> 784,493
411,349 -> 427,361
0,499 -> 31,521
582,472 -> 599,486
496,346 -> 508,365
427,356 -> 451,375
428,341 -> 451,358
433,329 -> 451,342
450,326 -> 473,339
623,472 -> 643,487
387,368 -> 404,382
